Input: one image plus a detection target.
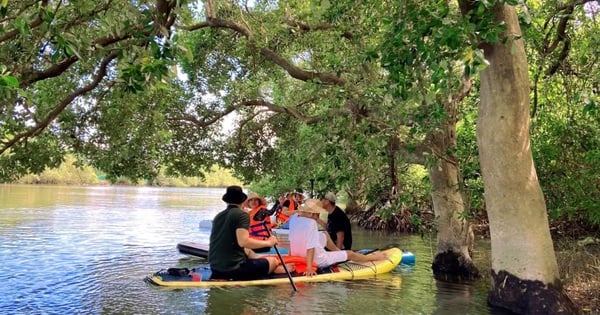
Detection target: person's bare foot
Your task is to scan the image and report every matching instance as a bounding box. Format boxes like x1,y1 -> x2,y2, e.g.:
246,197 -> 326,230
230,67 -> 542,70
367,252 -> 387,261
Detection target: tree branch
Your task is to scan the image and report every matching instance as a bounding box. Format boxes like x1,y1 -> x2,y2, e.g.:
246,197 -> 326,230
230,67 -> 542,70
282,11 -> 354,39
167,106 -> 237,128
543,0 -> 594,76
184,1 -> 346,86
0,51 -> 119,155
0,0 -> 49,44
239,98 -> 323,124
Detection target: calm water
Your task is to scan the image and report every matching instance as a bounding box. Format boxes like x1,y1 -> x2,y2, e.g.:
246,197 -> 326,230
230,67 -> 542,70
0,184 -> 508,315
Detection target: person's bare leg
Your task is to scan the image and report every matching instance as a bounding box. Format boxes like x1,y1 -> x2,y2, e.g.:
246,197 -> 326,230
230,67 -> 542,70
346,250 -> 387,262
274,263 -> 296,274
245,248 -> 258,259
266,256 -> 295,273
266,256 -> 279,273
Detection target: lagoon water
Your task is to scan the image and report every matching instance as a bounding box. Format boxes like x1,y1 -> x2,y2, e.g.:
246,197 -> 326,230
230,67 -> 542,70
0,184 -> 510,314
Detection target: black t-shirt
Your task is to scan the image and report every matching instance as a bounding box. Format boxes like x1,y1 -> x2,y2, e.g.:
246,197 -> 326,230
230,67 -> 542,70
208,205 -> 249,272
326,206 -> 353,250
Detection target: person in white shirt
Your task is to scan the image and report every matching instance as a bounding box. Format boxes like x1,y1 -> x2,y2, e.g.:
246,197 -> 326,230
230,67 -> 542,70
288,199 -> 387,277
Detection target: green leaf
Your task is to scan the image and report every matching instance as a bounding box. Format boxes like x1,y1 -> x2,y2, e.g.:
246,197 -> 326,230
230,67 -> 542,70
2,75 -> 18,87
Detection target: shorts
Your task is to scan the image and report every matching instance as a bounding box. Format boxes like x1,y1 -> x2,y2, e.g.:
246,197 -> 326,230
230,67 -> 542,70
315,232 -> 348,267
211,258 -> 270,280
318,250 -> 348,268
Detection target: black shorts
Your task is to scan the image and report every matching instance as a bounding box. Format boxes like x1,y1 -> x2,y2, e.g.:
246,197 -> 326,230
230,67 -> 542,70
211,258 -> 270,280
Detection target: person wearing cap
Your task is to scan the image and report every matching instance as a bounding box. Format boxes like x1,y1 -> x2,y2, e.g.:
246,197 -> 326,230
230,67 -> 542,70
242,192 -> 273,253
209,186 -> 293,280
318,192 -> 353,250
288,199 -> 387,277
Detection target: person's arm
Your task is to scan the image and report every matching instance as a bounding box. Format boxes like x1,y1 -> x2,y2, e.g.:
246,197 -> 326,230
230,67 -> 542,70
305,248 -> 316,277
335,231 -> 345,249
236,228 -> 277,249
315,216 -> 327,229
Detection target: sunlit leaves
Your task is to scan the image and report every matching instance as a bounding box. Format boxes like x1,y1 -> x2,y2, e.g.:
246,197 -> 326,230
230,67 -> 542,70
381,0 -> 472,104
0,64 -> 19,99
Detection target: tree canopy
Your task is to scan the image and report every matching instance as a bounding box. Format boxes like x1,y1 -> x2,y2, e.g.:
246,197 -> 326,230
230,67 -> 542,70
1,0 -> 597,220
2,0 -> 598,312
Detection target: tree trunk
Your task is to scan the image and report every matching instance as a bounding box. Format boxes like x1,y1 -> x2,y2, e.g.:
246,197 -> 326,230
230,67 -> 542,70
429,154 -> 480,282
474,4 -> 578,314
428,80 -> 479,282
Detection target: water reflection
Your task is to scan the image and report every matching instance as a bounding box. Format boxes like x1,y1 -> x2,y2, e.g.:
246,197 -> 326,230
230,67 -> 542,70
0,184 -> 501,314
433,281 -> 479,314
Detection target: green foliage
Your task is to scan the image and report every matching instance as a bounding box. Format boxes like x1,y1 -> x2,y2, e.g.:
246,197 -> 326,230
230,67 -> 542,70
0,133 -> 64,182
456,98 -> 485,213
153,165 -> 242,187
16,155 -> 97,185
0,64 -> 19,99
1,0 -> 598,231
525,0 -> 600,225
532,111 -> 600,224
381,1 -> 474,102
0,0 -> 188,182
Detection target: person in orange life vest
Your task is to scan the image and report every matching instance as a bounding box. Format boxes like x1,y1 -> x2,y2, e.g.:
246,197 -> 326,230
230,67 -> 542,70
242,192 -> 273,253
275,192 -> 299,225
288,199 -> 387,277
268,194 -> 286,220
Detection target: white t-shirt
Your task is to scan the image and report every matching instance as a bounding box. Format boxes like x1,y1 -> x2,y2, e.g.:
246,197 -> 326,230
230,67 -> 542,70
288,214 -> 347,267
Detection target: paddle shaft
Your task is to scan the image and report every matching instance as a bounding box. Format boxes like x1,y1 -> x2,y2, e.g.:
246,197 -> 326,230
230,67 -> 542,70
263,222 -> 297,291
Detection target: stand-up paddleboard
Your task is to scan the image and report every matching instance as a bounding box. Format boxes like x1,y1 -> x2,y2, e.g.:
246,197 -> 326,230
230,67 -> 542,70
147,247 -> 404,288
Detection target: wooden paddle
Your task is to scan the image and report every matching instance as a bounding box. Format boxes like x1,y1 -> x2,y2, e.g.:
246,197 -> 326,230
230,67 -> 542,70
261,220 -> 298,291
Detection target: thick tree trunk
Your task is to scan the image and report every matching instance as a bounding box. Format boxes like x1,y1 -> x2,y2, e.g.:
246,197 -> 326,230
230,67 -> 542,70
429,156 -> 479,282
428,84 -> 479,281
475,4 -> 578,314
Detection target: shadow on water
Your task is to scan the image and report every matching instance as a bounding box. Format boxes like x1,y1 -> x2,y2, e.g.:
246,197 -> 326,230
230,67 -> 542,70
0,185 -> 512,314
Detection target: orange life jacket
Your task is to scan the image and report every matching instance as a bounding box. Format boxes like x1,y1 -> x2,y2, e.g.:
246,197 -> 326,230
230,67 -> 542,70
263,255 -> 317,274
248,205 -> 272,239
275,197 -> 297,224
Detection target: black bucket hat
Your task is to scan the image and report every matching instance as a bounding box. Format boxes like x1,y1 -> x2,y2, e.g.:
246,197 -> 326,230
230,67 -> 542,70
222,186 -> 247,205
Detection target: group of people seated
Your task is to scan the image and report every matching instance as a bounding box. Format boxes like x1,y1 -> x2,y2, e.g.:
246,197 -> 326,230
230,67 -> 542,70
208,186 -> 387,281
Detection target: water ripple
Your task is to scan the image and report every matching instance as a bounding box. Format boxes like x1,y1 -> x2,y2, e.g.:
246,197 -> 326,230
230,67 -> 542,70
0,186 -> 500,315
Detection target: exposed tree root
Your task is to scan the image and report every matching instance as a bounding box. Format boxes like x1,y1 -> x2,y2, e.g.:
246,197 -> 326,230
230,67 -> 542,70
489,270 -> 579,315
432,250 -> 481,282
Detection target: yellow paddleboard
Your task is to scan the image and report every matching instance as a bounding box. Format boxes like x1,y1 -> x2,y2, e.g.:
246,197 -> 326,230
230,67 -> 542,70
146,247 -> 403,288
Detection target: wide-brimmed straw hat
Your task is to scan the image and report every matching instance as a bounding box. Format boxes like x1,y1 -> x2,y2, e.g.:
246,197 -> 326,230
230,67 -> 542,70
298,199 -> 327,214
246,192 -> 267,206
222,186 -> 247,204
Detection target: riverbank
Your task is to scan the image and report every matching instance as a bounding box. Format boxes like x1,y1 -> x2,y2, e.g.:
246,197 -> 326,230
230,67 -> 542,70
13,160 -> 243,188
474,217 -> 600,314
555,238 -> 600,314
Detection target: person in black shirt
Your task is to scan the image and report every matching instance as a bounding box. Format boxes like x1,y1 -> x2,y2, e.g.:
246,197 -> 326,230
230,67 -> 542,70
317,192 -> 353,250
209,186 -> 292,280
